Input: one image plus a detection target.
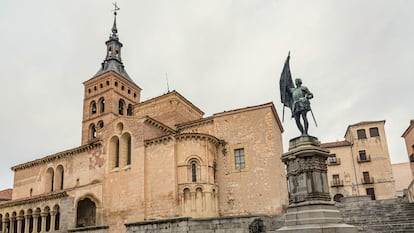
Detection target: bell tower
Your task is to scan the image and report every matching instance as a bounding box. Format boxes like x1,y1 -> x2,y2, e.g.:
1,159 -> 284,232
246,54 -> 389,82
81,6 -> 141,145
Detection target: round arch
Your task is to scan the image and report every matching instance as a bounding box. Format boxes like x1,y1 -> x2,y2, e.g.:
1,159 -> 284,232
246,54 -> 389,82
76,197 -> 97,227
333,193 -> 344,202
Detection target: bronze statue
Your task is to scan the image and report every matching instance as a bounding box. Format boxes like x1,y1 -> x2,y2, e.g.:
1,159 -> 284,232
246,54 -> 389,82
280,53 -> 317,135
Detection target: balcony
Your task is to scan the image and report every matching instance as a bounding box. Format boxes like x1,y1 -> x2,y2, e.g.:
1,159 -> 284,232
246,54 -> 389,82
357,154 -> 371,163
361,177 -> 375,184
327,157 -> 341,166
331,180 -> 344,187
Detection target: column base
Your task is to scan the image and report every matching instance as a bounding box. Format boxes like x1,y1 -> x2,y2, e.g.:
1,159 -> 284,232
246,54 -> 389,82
277,201 -> 357,233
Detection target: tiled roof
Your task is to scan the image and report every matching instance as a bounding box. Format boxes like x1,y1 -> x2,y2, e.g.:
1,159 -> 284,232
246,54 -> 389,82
348,120 -> 385,128
0,189 -> 12,200
321,140 -> 351,148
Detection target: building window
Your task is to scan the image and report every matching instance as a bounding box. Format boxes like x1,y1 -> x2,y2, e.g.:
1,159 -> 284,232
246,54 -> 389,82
362,171 -> 373,184
333,174 -> 340,183
369,127 -> 379,137
89,124 -> 97,139
357,129 -> 366,139
330,155 -> 337,163
410,154 -> 414,162
55,165 -> 64,190
99,98 -> 105,113
127,104 -> 133,116
110,136 -> 120,168
97,120 -> 104,129
121,133 -> 132,166
91,101 -> 97,114
366,188 -> 376,200
331,174 -> 343,187
191,163 -> 197,182
359,150 -> 367,161
234,148 -> 245,170
46,167 -> 54,192
119,99 -> 125,115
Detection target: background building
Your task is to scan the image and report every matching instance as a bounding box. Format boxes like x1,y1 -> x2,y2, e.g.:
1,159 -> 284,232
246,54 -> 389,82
391,162 -> 412,197
321,121 -> 396,201
0,12 -> 288,233
402,120 -> 414,203
402,120 -> 414,178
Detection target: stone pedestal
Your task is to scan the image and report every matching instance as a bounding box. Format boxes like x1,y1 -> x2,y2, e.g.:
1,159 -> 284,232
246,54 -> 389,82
277,136 -> 357,233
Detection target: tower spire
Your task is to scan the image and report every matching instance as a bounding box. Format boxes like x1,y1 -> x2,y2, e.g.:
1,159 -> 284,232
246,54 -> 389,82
110,3 -> 120,40
92,3 -> 135,83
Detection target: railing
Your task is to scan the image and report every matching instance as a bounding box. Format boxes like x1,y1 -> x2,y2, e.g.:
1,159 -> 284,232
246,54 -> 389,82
357,154 -> 371,163
331,179 -> 344,187
361,177 -> 374,184
327,158 -> 341,166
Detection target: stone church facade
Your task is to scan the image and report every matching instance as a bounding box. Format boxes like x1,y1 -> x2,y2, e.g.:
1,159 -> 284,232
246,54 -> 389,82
0,12 -> 288,233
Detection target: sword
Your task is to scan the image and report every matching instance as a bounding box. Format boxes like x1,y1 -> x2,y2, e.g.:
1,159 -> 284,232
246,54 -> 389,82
310,109 -> 318,127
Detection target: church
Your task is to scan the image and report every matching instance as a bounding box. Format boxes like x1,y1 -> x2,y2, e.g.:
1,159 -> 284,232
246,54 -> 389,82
0,10 -> 288,233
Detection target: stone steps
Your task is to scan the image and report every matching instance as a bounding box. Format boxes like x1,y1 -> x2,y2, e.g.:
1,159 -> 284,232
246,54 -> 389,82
336,197 -> 414,233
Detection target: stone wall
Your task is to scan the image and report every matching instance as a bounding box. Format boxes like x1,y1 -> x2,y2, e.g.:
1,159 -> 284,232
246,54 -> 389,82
125,215 -> 283,233
68,225 -> 109,233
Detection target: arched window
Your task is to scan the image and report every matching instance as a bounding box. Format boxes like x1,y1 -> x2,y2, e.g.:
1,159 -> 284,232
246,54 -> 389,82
97,120 -> 104,129
11,212 -> 17,233
76,198 -> 96,227
91,101 -> 97,114
3,213 -> 9,233
18,210 -> 25,233
36,208 -> 42,232
99,98 -> 105,113
90,124 -> 97,139
27,210 -> 33,233
119,99 -> 125,115
127,104 -> 133,116
188,159 -> 200,183
44,207 -> 51,232
121,133 -> 132,166
110,136 -> 120,168
192,163 -> 197,182
45,167 -> 54,192
54,205 -> 60,230
0,214 -> 3,233
55,165 -> 64,190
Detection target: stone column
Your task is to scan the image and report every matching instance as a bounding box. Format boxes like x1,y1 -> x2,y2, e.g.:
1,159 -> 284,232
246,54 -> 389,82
50,211 -> 56,232
24,215 -> 30,233
40,213 -> 47,233
16,216 -> 23,233
191,192 -> 196,211
32,214 -> 39,233
277,136 -> 357,233
9,216 -> 15,233
1,218 -> 8,233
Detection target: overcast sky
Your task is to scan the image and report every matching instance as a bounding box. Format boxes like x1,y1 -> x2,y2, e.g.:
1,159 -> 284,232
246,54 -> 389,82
1,1 -> 413,190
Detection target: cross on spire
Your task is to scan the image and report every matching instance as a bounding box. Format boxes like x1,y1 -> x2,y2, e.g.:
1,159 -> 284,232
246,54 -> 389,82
112,3 -> 120,15
110,3 -> 120,38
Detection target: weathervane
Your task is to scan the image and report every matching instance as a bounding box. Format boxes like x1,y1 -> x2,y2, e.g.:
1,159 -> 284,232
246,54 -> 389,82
113,2 -> 120,15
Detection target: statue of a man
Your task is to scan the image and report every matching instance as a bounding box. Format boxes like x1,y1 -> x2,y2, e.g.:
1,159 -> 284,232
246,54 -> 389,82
290,78 -> 313,135
279,53 -> 316,136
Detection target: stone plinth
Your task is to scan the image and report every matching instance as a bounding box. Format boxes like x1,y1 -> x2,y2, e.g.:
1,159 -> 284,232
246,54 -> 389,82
277,136 -> 357,233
